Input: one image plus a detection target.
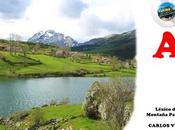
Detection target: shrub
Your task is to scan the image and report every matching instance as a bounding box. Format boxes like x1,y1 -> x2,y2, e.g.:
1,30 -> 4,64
32,108 -> 44,125
59,97 -> 70,105
83,78 -> 135,130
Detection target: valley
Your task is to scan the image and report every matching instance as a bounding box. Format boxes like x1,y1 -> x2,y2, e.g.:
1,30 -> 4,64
0,38 -> 135,78
0,30 -> 136,130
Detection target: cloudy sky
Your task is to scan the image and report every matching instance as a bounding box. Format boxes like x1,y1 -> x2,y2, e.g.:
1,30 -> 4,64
0,0 -> 135,42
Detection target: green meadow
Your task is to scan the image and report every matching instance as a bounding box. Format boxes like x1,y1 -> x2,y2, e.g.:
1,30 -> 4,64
0,104 -> 110,130
0,50 -> 135,78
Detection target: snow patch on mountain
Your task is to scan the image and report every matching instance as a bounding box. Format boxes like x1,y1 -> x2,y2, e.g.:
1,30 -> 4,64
28,30 -> 78,47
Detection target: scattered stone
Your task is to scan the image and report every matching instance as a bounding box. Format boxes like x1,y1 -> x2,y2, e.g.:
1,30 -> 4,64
42,104 -> 49,107
0,117 -> 5,123
28,124 -> 40,130
42,119 -> 57,126
70,116 -> 79,120
16,122 -> 21,127
19,112 -> 29,120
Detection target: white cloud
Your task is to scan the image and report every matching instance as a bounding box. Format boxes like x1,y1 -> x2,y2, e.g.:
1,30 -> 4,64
0,0 -> 135,42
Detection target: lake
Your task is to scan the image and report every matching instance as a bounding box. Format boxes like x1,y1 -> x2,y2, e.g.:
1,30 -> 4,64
0,77 -> 109,117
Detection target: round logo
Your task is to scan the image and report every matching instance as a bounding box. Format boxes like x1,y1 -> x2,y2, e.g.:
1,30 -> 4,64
157,2 -> 175,21
152,0 -> 175,27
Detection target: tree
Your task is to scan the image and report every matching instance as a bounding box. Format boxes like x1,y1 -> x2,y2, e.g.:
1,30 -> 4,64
51,47 -> 57,56
9,34 -> 14,55
111,57 -> 122,71
21,44 -> 29,57
33,44 -> 41,54
9,33 -> 22,55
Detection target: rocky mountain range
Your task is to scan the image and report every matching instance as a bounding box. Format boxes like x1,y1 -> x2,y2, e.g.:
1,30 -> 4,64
28,30 -> 136,59
28,30 -> 78,47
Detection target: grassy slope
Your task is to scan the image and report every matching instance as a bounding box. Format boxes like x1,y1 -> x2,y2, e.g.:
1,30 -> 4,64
39,104 -> 103,130
0,60 -> 9,76
4,104 -> 107,130
0,125 -> 10,130
0,51 -> 135,77
20,54 -> 110,74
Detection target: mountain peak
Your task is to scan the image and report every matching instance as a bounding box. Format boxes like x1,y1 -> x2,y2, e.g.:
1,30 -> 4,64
28,30 -> 78,47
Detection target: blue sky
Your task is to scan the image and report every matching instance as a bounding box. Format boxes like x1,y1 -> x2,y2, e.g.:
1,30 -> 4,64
158,2 -> 175,13
0,0 -> 135,42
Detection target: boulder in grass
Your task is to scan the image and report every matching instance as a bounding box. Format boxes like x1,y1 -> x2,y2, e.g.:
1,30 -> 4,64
82,81 -> 102,119
83,78 -> 135,128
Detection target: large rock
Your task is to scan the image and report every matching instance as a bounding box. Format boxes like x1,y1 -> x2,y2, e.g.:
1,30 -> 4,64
83,81 -> 102,119
83,78 -> 135,127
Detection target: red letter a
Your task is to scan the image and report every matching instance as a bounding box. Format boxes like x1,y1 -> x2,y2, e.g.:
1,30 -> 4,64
153,32 -> 175,58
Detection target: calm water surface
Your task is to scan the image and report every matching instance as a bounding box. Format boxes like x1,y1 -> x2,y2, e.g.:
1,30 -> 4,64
0,77 -> 108,117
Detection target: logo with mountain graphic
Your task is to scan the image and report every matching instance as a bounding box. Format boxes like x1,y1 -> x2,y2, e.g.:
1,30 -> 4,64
158,2 -> 175,21
152,1 -> 175,27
